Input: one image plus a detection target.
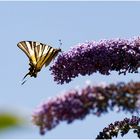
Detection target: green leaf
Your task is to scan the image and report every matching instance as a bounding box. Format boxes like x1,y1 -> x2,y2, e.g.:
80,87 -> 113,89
0,113 -> 21,131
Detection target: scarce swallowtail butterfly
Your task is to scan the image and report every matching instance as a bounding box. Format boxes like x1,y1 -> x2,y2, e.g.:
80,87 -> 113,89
17,41 -> 61,84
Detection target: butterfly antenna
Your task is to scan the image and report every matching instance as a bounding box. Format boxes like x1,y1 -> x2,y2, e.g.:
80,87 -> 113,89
59,39 -> 62,48
58,39 -> 63,53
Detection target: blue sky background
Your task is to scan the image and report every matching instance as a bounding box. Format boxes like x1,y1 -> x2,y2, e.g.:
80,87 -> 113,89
0,1 -> 140,139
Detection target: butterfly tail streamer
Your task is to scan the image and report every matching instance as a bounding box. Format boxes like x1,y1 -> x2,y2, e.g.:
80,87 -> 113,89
21,80 -> 27,85
21,72 -> 30,85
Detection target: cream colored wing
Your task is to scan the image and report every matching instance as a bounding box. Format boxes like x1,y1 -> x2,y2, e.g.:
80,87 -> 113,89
36,45 -> 57,69
44,48 -> 59,67
17,41 -> 44,65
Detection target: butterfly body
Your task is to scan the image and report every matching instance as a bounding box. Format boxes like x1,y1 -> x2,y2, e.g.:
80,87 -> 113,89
17,41 -> 61,79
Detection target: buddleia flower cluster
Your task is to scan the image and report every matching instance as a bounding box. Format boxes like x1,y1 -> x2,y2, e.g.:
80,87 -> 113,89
32,81 -> 140,135
96,116 -> 140,139
50,37 -> 140,84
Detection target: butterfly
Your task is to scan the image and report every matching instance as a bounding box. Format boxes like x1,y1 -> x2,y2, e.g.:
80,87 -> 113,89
17,41 -> 61,84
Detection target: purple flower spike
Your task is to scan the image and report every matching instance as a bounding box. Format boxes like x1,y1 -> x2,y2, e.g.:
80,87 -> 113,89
50,37 -> 140,84
32,81 -> 140,135
96,116 -> 140,139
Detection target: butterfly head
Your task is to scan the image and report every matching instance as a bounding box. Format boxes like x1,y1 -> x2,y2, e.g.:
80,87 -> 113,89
57,48 -> 62,52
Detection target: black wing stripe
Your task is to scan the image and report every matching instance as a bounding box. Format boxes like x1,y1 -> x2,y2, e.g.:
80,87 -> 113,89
43,50 -> 57,63
36,47 -> 52,67
41,48 -> 56,66
36,45 -> 50,63
44,49 -> 58,67
37,43 -> 41,54
21,41 -> 30,54
36,43 -> 45,62
41,47 -> 53,64
25,42 -> 30,54
17,41 -> 31,58
40,44 -> 46,60
34,42 -> 38,62
29,41 -> 32,49
27,41 -> 37,63
25,41 -> 32,54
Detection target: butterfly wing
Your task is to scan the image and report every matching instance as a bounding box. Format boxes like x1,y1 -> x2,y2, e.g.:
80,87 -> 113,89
36,45 -> 58,69
17,41 -> 43,66
18,41 -> 60,73
44,48 -> 60,67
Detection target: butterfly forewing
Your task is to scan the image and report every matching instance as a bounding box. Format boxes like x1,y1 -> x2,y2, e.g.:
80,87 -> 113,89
17,41 -> 31,59
17,41 -> 38,65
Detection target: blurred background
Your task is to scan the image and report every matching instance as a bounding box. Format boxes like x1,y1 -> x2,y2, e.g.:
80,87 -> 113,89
0,1 -> 140,138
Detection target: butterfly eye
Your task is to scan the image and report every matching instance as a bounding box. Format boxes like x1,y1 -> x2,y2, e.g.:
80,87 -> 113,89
58,48 -> 62,52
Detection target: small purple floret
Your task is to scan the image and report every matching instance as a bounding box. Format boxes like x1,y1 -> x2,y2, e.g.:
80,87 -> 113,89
96,116 -> 140,139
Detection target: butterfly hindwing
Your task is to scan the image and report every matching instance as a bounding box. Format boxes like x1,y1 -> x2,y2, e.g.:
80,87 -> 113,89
44,48 -> 59,67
